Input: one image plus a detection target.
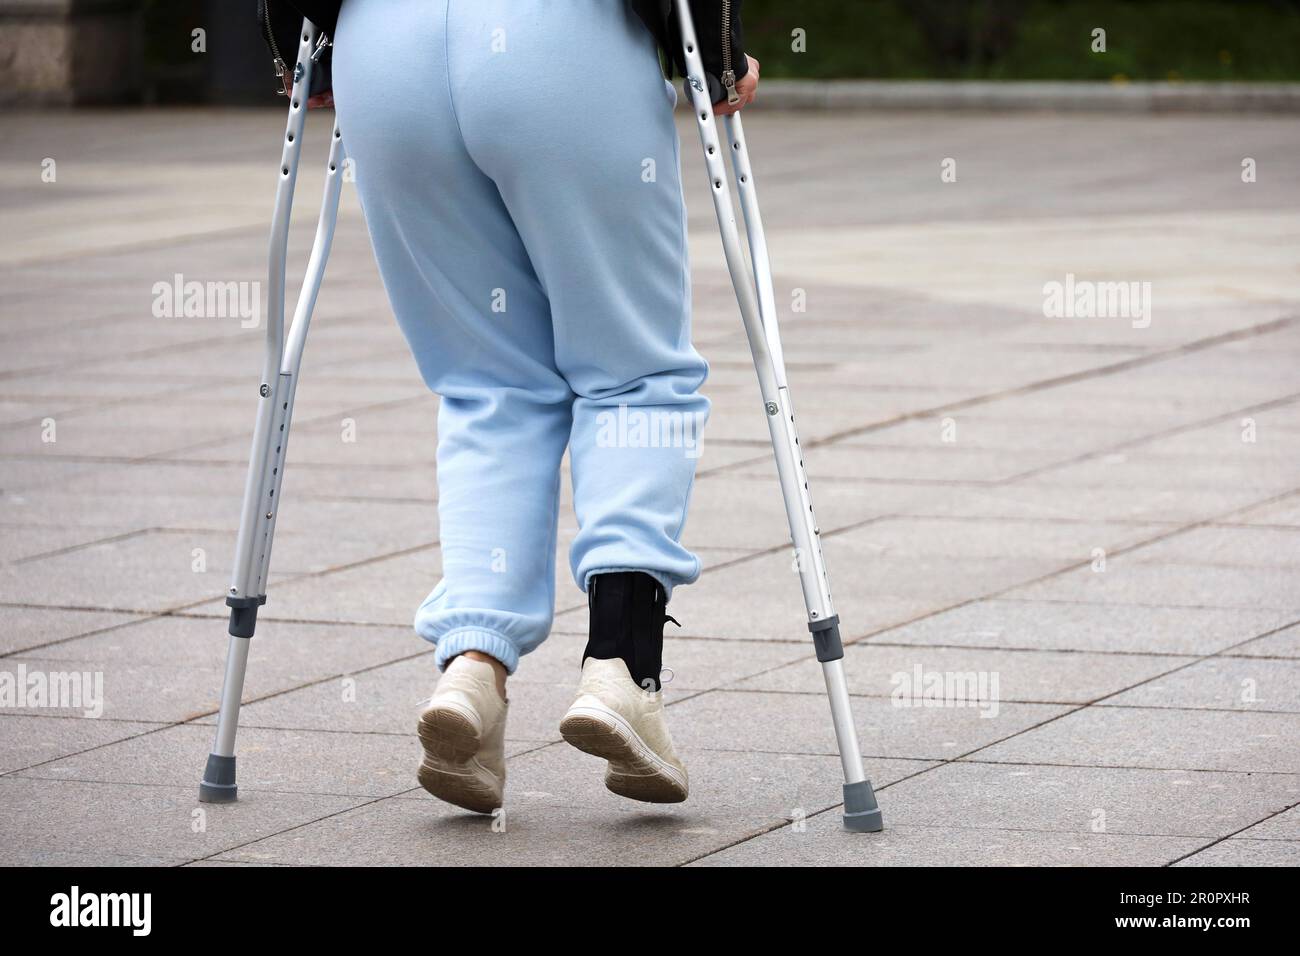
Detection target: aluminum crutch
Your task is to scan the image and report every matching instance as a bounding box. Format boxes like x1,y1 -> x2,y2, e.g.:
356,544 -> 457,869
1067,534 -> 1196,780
200,20 -> 344,802
674,0 -> 882,832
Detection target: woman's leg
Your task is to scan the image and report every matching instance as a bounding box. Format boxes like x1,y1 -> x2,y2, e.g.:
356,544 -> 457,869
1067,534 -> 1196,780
331,0 -> 572,676
448,0 -> 710,604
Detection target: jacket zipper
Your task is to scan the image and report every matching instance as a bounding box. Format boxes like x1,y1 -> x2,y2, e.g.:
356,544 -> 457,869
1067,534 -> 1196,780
719,0 -> 739,104
262,1 -> 291,96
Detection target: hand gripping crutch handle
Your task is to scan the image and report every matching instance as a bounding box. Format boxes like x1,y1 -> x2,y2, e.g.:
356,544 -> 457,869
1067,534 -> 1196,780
201,19 -> 344,803
672,0 -> 882,832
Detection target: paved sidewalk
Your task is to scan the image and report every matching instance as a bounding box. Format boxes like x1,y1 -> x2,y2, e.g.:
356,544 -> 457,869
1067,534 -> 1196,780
1,108 -> 1298,866
755,79 -> 1300,113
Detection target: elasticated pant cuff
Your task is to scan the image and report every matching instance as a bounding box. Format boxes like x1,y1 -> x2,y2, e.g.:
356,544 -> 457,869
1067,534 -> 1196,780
433,627 -> 521,674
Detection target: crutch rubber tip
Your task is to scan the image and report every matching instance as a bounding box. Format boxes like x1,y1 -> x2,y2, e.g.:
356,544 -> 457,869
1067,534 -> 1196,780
226,597 -> 264,638
842,779 -> 883,833
199,753 -> 238,803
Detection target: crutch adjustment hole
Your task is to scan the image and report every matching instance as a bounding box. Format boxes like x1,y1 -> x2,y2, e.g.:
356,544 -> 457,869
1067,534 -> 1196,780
687,44 -> 694,53
714,180 -> 722,189
282,167 -> 289,176
700,111 -> 708,120
286,133 -> 294,142
329,164 -> 336,172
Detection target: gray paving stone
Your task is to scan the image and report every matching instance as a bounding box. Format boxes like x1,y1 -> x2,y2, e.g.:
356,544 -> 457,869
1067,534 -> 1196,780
0,529 -> 315,613
1,524 -> 143,563
185,546 -> 442,626
210,796 -> 797,867
665,689 -> 1067,760
1228,624 -> 1300,659
1105,658 -> 1300,713
879,761 -> 1300,838
0,776 -> 363,865
40,458 -> 445,544
1172,839 -> 1300,867
735,442 -> 1041,483
0,410 -> 239,459
2,487 -> 238,533
841,415 -> 1158,455
977,705 -> 1300,773
0,457 -> 100,496
915,481 -> 1279,525
1228,496 -> 1300,528
21,722 -> 536,798
1003,560 -> 1300,613
735,643 -> 1184,705
519,628 -> 808,691
824,514 -> 1162,563
1019,455 -> 1295,500
489,744 -> 929,818
0,605 -> 143,655
681,474 -> 901,551
10,616 -> 419,723
703,380 -> 913,445
204,653 -> 567,742
0,715 -> 160,774
2,848 -> 184,867
1125,525 -> 1300,569
183,859 -> 284,866
692,814 -> 1206,867
667,523 -> 1063,644
875,598 -> 1292,656
1237,806 -> 1300,841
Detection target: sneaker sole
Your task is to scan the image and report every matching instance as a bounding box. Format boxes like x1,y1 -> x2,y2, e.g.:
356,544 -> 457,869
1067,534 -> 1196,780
559,704 -> 688,804
416,703 -> 502,815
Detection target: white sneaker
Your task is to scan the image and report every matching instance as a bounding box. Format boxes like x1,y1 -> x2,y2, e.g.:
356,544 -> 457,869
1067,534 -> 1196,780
416,656 -> 507,813
559,657 -> 688,803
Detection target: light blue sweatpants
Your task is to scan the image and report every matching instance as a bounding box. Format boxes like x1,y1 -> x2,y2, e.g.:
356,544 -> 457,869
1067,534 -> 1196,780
331,0 -> 710,673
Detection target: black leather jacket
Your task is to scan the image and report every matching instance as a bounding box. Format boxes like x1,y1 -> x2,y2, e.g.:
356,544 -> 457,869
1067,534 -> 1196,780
258,0 -> 747,104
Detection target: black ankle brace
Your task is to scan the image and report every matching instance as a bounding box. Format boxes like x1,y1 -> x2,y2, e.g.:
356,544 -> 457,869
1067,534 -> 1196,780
583,571 -> 679,691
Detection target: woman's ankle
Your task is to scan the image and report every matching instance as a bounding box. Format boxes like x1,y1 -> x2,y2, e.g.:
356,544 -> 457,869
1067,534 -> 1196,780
458,650 -> 508,698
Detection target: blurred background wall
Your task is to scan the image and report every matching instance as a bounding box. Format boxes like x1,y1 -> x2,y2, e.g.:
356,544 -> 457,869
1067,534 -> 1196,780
3,0 -> 1299,107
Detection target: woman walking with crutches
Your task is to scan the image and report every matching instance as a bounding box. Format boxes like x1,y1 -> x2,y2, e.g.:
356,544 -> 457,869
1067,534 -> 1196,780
261,0 -> 758,813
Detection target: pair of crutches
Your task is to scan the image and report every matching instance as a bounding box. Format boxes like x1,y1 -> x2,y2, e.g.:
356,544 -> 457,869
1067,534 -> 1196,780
200,0 -> 883,833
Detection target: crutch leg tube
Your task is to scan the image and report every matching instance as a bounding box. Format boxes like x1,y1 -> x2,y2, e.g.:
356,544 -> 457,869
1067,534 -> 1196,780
200,20 -> 345,803
674,0 -> 882,832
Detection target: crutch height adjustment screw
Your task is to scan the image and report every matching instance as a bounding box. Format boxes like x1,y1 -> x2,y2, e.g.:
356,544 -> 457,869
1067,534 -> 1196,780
765,401 -> 778,415
260,384 -> 270,397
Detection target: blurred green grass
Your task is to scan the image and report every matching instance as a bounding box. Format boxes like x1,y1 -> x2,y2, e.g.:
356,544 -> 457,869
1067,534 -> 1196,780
742,0 -> 1300,81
